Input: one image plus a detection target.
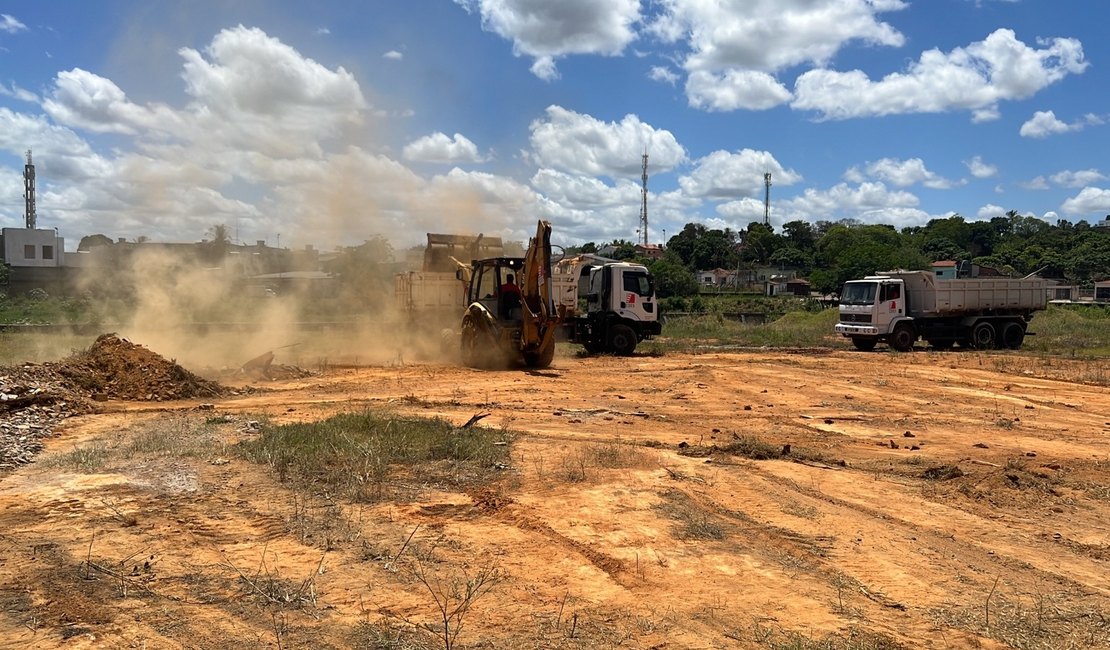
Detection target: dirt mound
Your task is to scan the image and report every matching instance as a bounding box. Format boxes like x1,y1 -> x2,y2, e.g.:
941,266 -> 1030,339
53,334 -> 229,402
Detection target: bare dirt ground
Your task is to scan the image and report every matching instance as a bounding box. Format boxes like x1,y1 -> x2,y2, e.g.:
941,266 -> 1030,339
1,347 -> 1109,649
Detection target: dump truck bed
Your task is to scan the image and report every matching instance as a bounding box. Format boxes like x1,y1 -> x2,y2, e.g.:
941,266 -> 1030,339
882,271 -> 1047,317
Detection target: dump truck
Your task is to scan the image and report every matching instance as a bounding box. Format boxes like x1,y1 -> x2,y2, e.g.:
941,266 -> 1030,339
835,270 -> 1047,351
552,254 -> 662,355
394,233 -> 503,330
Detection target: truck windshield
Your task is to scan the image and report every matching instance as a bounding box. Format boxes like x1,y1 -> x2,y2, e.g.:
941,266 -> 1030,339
841,282 -> 878,306
622,271 -> 653,296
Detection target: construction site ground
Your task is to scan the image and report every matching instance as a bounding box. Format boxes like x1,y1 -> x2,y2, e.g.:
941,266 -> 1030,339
2,345 -> 1109,649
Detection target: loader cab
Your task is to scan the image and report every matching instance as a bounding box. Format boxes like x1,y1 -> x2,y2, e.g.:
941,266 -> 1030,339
467,257 -> 525,322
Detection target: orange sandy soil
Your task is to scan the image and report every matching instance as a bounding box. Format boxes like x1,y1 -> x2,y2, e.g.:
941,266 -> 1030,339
1,349 -> 1109,649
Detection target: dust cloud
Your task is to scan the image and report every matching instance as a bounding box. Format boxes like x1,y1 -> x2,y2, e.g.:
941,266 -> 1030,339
57,242 -> 465,375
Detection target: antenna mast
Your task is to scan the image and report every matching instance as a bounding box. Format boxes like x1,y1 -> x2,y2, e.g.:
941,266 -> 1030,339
24,150 -> 37,230
639,151 -> 649,246
763,172 -> 772,227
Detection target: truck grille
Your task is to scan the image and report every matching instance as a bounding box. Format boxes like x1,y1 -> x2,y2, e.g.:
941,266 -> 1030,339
840,313 -> 872,324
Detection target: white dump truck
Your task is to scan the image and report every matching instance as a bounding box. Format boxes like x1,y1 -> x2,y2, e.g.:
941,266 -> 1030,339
835,270 -> 1047,351
552,254 -> 662,355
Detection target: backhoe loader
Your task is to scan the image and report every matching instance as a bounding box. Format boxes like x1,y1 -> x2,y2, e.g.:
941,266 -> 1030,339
459,220 -> 561,368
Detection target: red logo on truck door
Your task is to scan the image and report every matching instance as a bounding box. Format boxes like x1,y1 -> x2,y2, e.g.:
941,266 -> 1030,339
889,301 -> 897,310
627,293 -> 637,304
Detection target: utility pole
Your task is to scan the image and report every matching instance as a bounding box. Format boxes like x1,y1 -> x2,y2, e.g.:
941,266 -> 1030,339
24,150 -> 36,230
639,151 -> 649,246
763,172 -> 772,227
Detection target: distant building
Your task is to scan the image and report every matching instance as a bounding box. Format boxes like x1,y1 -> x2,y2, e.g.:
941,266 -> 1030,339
634,243 -> 664,260
0,227 -> 72,295
932,260 -> 957,280
1,227 -> 64,268
1095,280 -> 1110,303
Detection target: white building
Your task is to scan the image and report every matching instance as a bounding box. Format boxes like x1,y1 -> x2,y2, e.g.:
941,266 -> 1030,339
1,228 -> 65,268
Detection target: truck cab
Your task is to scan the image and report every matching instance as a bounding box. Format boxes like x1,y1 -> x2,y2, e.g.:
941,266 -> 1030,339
836,277 -> 909,350
555,260 -> 662,355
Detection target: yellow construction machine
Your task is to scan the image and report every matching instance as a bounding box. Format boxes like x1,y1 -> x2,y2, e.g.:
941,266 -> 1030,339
458,220 -> 561,368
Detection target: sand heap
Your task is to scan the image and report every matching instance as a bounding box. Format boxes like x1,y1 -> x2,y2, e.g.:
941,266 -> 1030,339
52,333 -> 229,402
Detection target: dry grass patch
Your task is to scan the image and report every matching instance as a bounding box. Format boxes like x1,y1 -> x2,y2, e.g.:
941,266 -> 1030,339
237,410 -> 511,502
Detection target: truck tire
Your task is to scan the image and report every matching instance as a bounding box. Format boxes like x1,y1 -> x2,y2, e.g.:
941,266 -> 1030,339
1000,321 -> 1025,349
890,324 -> 916,352
971,321 -> 997,349
582,339 -> 606,355
851,337 -> 877,352
607,324 -> 637,356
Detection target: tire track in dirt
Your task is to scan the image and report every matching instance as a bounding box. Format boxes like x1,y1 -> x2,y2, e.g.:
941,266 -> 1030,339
737,461 -> 1110,597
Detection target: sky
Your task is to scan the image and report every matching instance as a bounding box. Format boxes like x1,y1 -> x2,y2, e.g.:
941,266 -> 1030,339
0,0 -> 1108,252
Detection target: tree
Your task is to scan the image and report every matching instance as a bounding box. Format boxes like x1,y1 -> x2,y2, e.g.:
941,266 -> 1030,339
781,220 -> 817,252
78,234 -> 114,251
738,222 -> 778,266
648,255 -> 700,298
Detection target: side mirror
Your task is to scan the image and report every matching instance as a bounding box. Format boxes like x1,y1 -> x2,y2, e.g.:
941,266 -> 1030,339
455,269 -> 463,281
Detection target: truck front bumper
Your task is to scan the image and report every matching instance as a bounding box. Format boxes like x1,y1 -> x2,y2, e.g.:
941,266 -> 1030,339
835,323 -> 880,337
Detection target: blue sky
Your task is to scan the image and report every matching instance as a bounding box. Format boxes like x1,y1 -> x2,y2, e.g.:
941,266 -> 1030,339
0,0 -> 1107,252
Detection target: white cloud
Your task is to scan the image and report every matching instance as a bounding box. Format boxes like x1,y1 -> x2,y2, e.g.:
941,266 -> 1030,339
0,14 -> 27,34
679,149 -> 802,199
315,27 -> 331,36
977,203 -> 1006,219
1061,187 -> 1110,216
383,50 -> 403,61
43,68 -> 179,135
1020,110 -> 1082,138
685,70 -> 791,111
174,26 -> 367,158
0,82 -> 37,103
779,181 -> 926,228
648,66 -> 679,85
844,157 -> 956,189
1021,176 -> 1049,191
716,197 -> 768,224
458,0 -> 640,80
792,29 -> 1087,120
528,105 -> 685,178
965,156 -> 997,179
650,0 -> 907,73
402,132 -> 487,164
1050,169 -> 1106,188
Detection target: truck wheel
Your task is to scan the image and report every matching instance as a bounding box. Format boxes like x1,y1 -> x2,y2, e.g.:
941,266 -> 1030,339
971,321 -> 997,349
851,337 -> 877,352
607,324 -> 637,356
523,341 -> 555,369
890,324 -> 916,352
1000,321 -> 1025,349
582,340 -> 605,355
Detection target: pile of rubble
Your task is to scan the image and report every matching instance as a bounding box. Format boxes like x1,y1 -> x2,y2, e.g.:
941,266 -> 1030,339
1,333 -> 232,472
0,367 -> 85,471
54,333 -> 228,402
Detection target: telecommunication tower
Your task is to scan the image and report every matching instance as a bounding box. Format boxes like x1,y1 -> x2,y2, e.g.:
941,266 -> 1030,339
24,150 -> 37,230
762,172 -> 772,227
638,151 -> 649,246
